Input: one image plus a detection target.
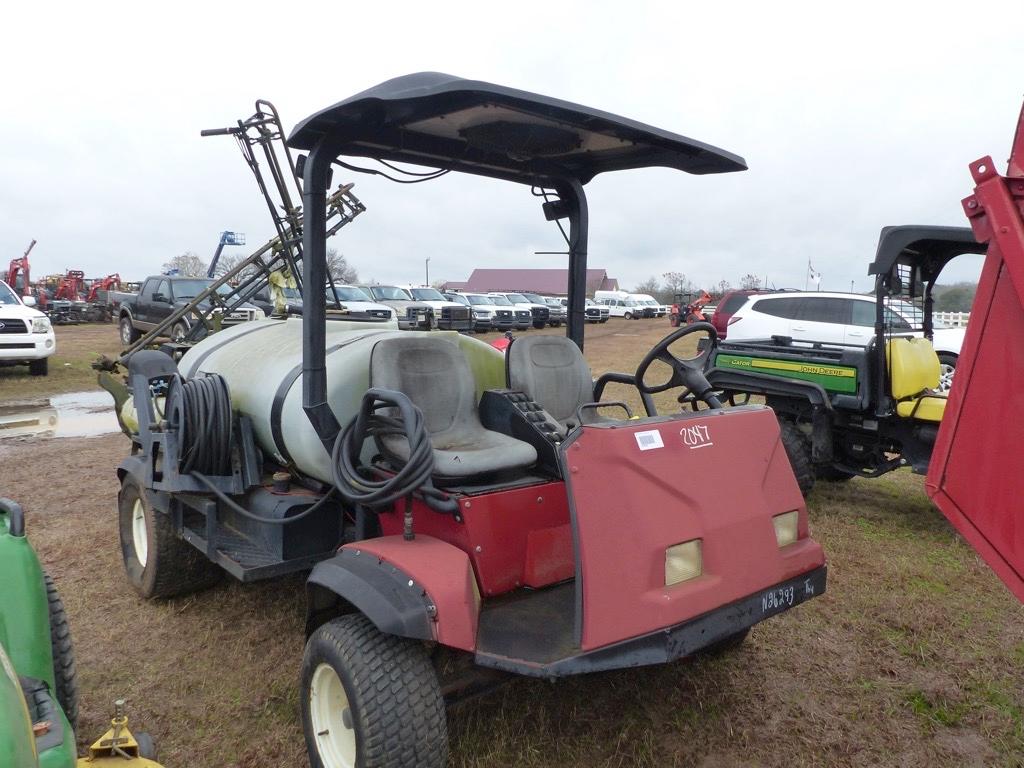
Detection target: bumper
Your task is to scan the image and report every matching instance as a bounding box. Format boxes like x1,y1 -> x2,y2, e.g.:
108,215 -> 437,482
475,565 -> 827,677
437,316 -> 473,331
0,333 -> 55,361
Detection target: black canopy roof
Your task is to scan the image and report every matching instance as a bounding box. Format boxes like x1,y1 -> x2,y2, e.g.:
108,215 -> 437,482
288,72 -> 747,185
868,225 -> 986,282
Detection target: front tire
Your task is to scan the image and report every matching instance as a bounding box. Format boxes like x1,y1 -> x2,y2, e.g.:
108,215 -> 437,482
119,316 -> 140,345
29,358 -> 48,376
937,353 -> 957,392
44,571 -> 78,731
779,420 -> 814,496
302,614 -> 447,768
118,477 -> 222,599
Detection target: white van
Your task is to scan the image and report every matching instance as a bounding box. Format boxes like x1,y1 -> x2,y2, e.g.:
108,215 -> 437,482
630,293 -> 667,318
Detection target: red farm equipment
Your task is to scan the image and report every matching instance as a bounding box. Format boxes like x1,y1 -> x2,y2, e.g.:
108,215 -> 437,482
86,274 -> 121,304
926,101 -> 1024,604
54,270 -> 86,301
6,240 -> 36,298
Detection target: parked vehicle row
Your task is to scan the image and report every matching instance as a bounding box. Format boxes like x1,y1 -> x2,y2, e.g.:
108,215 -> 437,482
594,289 -> 668,319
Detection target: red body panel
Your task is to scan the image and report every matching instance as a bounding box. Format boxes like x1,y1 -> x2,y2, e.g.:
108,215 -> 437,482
563,408 -> 824,651
378,481 -> 572,596
927,110 -> 1024,603
343,535 -> 480,651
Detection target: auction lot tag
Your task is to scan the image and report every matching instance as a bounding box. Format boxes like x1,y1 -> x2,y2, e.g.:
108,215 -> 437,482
634,429 -> 664,451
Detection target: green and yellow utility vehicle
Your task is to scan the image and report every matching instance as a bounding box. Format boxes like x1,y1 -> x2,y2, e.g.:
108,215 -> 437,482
702,226 -> 985,494
0,497 -> 163,767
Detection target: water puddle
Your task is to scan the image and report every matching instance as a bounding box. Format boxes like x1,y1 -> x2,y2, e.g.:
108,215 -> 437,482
0,390 -> 120,440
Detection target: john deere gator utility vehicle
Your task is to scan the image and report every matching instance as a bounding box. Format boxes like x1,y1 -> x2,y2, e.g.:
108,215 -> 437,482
0,497 -> 162,767
703,225 -> 984,495
110,73 -> 826,768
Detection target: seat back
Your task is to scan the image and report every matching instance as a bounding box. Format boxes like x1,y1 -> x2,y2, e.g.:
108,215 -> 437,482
887,337 -> 941,400
370,336 -> 478,437
507,336 -> 593,425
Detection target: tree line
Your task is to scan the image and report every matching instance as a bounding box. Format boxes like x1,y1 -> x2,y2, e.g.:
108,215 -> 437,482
632,271 -> 767,303
160,249 -> 358,284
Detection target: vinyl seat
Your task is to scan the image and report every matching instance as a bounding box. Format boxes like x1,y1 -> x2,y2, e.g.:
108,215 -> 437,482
371,336 -> 537,477
887,337 -> 947,423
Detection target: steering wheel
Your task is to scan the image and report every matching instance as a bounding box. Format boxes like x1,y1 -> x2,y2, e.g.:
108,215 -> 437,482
635,322 -> 722,407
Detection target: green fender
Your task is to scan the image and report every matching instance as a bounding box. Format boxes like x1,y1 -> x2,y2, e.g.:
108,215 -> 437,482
0,501 -> 76,767
0,502 -> 54,692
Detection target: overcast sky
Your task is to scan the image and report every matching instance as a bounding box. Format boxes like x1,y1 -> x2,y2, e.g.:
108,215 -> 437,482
2,1 -> 1021,294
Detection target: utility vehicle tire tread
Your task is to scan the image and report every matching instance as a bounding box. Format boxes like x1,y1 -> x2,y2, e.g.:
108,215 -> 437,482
29,358 -> 48,376
118,478 -> 222,599
43,571 -> 78,731
302,614 -> 447,768
779,420 -> 814,496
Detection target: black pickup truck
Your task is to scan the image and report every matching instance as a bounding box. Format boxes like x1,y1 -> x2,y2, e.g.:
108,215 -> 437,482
118,275 -> 261,345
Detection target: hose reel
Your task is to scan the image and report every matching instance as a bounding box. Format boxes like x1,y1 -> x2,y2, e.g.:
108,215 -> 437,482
166,373 -> 234,476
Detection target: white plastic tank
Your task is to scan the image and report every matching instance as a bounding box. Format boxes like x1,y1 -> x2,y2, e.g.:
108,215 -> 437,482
177,317 -> 506,483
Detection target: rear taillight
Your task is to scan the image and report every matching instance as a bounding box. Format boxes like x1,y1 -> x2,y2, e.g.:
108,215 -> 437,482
727,316 -> 742,325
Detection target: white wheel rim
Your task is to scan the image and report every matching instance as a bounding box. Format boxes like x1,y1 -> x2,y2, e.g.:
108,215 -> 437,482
310,663 -> 356,768
131,499 -> 148,567
121,322 -> 131,344
939,363 -> 955,392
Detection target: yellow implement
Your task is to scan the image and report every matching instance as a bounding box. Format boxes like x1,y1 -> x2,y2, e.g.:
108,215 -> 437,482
76,700 -> 163,767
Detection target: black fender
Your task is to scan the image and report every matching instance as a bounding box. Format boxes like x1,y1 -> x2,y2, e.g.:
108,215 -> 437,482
305,549 -> 435,641
705,367 -> 831,411
116,454 -> 147,486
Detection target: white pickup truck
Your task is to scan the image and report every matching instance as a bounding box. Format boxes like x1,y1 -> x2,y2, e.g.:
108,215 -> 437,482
0,280 -> 55,376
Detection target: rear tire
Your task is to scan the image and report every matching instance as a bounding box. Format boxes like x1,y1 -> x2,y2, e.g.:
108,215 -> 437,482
624,312 -> 633,320
28,358 -> 48,376
119,316 -> 140,345
302,614 -> 447,768
779,420 -> 814,496
118,476 -> 222,599
43,571 -> 78,731
171,321 -> 189,342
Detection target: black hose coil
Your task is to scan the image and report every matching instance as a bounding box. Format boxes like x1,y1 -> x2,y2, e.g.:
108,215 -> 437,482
177,373 -> 233,476
332,388 -> 457,514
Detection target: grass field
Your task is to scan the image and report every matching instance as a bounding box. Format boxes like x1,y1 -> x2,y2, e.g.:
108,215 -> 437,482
0,322 -> 121,399
2,321 -> 1022,767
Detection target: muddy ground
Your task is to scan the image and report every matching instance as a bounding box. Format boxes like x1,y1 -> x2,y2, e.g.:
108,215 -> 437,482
1,322 -> 1022,767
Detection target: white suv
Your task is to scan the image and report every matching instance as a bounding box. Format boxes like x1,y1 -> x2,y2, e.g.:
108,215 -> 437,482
726,291 -> 964,388
0,280 -> 56,376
